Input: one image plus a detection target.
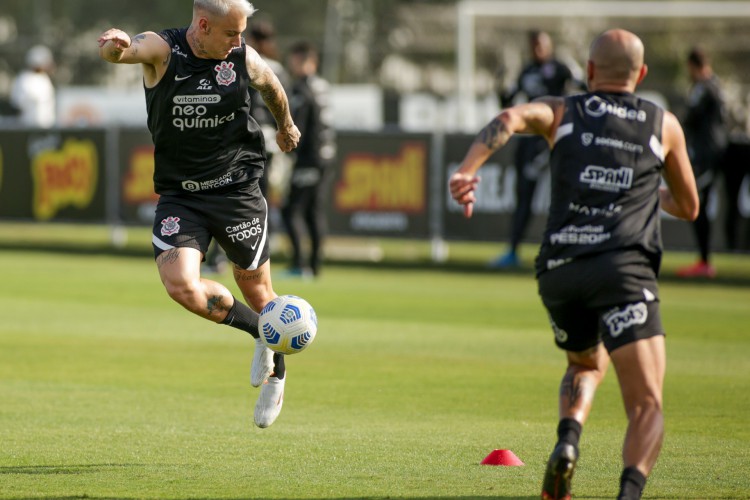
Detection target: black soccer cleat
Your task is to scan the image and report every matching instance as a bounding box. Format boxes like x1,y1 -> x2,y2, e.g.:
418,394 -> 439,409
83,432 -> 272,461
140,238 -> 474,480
541,442 -> 579,500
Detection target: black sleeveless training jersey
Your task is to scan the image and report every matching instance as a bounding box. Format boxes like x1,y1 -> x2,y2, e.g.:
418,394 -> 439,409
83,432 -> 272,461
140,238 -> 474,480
145,28 -> 266,195
535,92 -> 666,275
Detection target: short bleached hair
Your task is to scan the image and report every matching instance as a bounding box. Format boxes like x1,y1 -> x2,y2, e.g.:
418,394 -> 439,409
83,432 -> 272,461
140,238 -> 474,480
194,0 -> 256,17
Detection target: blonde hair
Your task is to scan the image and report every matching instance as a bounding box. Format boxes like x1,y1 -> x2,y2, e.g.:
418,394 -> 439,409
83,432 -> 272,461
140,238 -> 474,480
194,0 -> 256,17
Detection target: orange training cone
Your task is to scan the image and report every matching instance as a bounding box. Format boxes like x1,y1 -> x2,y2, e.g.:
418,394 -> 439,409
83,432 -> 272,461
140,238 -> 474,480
481,449 -> 525,466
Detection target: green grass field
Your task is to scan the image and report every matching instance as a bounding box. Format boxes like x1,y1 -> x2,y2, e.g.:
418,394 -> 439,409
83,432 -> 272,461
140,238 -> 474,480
1,223 -> 749,499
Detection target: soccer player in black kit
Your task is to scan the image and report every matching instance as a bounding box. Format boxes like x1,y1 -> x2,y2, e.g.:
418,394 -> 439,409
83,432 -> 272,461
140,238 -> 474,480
492,30 -> 584,268
281,41 -> 336,278
450,30 -> 698,499
675,47 -> 728,279
97,0 -> 301,429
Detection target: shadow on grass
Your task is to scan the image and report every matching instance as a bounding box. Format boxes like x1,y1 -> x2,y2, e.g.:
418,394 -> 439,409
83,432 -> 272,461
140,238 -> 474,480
1,497 -> 542,500
0,496 -> 724,500
0,463 -> 145,475
0,466 -> 727,500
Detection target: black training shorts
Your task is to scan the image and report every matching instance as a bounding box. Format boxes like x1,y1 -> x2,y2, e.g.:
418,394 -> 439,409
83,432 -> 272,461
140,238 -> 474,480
537,250 -> 664,353
151,182 -> 269,270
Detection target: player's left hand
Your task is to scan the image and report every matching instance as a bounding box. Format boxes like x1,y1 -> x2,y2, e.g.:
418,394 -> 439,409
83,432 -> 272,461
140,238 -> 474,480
449,172 -> 480,218
277,125 -> 301,153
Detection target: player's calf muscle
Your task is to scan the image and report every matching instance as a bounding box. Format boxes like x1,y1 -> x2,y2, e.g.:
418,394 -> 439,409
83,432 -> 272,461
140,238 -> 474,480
206,294 -> 231,318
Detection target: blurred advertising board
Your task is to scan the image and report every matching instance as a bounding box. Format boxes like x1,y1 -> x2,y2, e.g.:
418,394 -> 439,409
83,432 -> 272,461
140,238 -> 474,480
0,126 -> 748,252
117,127 -> 158,225
440,134 -> 750,252
0,128 -> 106,222
326,131 -> 432,238
442,133 -> 539,242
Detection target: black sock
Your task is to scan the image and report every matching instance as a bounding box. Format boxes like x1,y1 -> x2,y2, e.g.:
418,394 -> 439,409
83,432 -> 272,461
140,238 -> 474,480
617,466 -> 647,500
556,418 -> 582,448
272,352 -> 286,379
220,297 -> 259,338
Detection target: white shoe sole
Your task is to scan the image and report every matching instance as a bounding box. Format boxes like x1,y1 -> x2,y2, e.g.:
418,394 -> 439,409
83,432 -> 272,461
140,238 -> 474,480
251,338 -> 274,387
254,376 -> 285,428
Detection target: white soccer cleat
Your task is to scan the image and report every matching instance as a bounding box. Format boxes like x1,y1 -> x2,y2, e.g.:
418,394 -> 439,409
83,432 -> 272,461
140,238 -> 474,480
251,338 -> 274,387
254,376 -> 285,428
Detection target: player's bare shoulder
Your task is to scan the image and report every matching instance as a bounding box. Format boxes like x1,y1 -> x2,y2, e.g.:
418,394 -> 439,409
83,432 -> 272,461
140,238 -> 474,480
131,31 -> 172,74
245,45 -> 273,87
526,96 -> 565,143
533,95 -> 566,120
661,110 -> 688,156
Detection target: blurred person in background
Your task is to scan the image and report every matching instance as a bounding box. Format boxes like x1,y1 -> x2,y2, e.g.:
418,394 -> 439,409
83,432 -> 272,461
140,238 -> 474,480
676,47 -> 728,278
249,19 -> 291,198
97,0 -> 300,428
281,41 -> 336,278
450,29 -> 698,500
10,45 -> 56,128
491,30 -> 585,269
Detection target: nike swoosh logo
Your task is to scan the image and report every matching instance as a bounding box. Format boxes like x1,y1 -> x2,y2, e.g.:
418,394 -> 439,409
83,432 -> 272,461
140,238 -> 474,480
174,74 -> 191,81
251,238 -> 261,251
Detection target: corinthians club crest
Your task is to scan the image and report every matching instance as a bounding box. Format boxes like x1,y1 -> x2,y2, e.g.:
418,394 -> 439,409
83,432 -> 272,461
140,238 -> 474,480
160,216 -> 181,237
214,61 -> 236,86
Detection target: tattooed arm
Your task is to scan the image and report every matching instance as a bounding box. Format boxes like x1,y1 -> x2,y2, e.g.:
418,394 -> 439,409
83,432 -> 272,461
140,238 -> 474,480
449,97 -> 563,218
246,46 -> 301,153
97,29 -> 171,87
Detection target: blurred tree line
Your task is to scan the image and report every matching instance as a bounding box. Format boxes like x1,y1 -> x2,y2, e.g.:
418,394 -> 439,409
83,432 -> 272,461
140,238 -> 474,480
0,0 -> 748,131
0,0 -> 415,87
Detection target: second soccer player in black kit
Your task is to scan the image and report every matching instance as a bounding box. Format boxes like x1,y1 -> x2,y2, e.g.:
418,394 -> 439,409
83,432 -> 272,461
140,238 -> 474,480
493,30 -> 584,268
450,29 -> 698,500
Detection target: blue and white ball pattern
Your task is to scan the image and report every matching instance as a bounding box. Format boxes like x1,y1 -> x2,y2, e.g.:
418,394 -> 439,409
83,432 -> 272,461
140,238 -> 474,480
259,295 -> 318,355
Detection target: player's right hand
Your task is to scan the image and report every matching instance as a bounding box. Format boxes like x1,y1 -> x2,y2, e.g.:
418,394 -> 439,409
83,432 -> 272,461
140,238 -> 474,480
449,172 -> 480,218
97,29 -> 131,50
277,125 -> 301,153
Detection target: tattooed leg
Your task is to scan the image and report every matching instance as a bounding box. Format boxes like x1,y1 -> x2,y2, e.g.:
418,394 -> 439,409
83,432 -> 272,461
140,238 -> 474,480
560,344 -> 610,423
232,260 -> 276,313
156,246 -> 235,322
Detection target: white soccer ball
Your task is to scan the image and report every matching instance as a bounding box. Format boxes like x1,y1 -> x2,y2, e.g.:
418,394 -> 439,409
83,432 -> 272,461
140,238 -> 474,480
259,295 -> 318,355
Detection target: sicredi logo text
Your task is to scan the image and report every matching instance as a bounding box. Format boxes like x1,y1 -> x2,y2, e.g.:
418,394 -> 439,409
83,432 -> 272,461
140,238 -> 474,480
584,96 -> 647,122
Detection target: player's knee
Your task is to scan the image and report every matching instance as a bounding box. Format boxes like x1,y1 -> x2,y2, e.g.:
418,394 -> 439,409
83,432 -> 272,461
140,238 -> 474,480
569,363 -> 607,387
568,347 -> 609,378
628,393 -> 663,421
643,393 -> 663,412
163,278 -> 201,307
243,289 -> 273,312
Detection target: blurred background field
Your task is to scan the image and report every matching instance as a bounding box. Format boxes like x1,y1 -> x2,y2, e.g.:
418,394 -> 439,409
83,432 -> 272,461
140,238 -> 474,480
1,225 -> 749,499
